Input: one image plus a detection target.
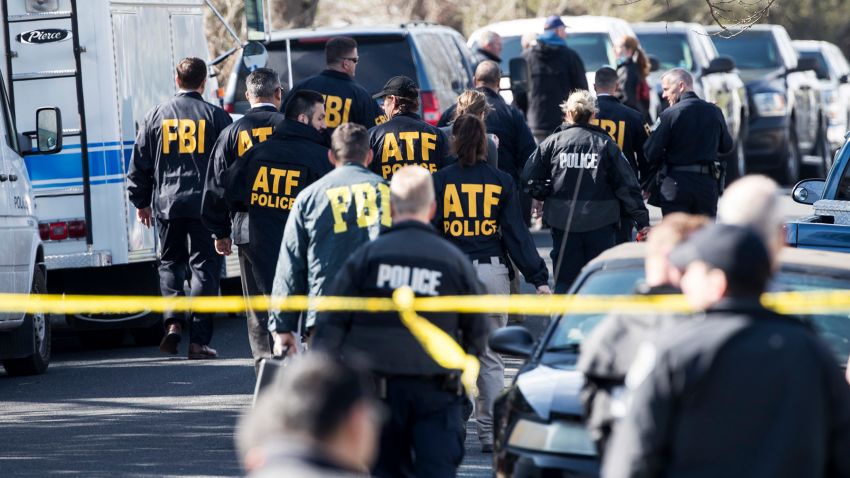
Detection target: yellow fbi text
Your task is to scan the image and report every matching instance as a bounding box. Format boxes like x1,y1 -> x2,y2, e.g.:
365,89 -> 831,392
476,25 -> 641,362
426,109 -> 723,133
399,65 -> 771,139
323,94 -> 352,128
590,118 -> 626,150
325,182 -> 392,233
250,166 -> 301,210
442,184 -> 502,237
380,131 -> 438,178
162,119 -> 206,154
237,127 -> 273,157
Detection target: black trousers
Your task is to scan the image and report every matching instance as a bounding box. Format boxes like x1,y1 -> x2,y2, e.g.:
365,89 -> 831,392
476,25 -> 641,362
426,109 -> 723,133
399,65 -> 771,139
660,172 -> 719,217
373,377 -> 465,478
157,217 -> 221,345
238,246 -> 273,371
551,225 -> 615,294
615,212 -> 634,244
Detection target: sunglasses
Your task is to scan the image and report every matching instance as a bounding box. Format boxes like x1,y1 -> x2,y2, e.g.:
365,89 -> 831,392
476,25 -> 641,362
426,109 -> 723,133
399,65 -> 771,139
343,57 -> 359,64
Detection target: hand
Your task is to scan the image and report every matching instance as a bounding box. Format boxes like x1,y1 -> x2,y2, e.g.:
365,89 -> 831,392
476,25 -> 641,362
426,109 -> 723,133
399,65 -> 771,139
531,200 -> 544,219
636,226 -> 651,242
536,284 -> 552,295
137,207 -> 152,228
272,331 -> 298,357
215,237 -> 232,256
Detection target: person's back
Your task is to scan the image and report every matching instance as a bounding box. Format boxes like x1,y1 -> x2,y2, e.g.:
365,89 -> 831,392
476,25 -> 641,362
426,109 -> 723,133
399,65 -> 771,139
593,95 -> 647,180
370,112 -> 449,180
652,92 -> 728,166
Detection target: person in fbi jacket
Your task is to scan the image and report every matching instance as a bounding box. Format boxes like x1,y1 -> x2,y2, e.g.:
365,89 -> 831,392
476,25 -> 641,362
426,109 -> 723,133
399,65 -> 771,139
128,57 -> 232,359
312,166 -> 492,478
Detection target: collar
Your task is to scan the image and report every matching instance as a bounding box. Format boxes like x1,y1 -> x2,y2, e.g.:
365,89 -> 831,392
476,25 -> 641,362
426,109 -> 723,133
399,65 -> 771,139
476,86 -> 503,100
596,94 -> 619,103
477,48 -> 502,63
249,103 -> 278,111
321,69 -> 353,81
274,118 -> 326,146
538,31 -> 566,46
559,122 -> 607,135
680,91 -> 699,101
392,111 -> 423,122
705,296 -> 768,314
635,282 -> 681,295
341,162 -> 370,172
176,90 -> 203,100
384,219 -> 436,235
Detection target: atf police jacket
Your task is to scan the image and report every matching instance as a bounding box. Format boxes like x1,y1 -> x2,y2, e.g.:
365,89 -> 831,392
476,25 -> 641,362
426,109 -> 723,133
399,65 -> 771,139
592,95 -> 649,182
270,163 -> 389,333
281,69 -> 384,137
644,91 -> 734,168
522,123 -> 649,233
311,220 -> 492,376
368,112 -> 450,181
128,91 -> 233,219
604,299 -> 850,478
521,39 -> 588,136
432,162 -> 548,287
201,105 -> 285,244
438,87 -> 537,182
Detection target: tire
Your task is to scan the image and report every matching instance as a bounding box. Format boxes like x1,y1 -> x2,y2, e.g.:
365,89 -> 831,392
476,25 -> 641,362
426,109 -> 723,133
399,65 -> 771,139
2,266 -> 50,376
131,319 -> 164,347
775,124 -> 801,186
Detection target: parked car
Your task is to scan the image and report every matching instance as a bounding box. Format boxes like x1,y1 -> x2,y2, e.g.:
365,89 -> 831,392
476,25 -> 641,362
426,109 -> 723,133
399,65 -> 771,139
788,133 -> 850,252
489,243 -> 850,477
223,23 -> 475,126
633,22 -> 749,181
793,40 -> 850,152
708,25 -> 831,184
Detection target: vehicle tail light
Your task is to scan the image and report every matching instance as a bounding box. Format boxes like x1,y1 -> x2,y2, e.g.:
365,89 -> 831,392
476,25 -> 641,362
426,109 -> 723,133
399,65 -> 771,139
48,222 -> 68,241
223,102 -> 235,114
38,223 -> 48,241
68,220 -> 86,239
421,91 -> 440,126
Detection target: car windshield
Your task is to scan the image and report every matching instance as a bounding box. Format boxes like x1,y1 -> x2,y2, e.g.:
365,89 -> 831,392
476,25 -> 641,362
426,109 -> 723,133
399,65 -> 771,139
496,33 -> 615,75
712,31 -> 783,69
637,32 -> 694,71
798,50 -> 830,80
546,265 -> 850,366
230,35 -> 416,114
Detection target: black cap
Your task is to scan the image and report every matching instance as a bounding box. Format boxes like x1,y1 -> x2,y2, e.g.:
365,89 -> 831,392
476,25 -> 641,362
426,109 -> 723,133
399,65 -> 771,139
670,224 -> 771,289
373,75 -> 419,99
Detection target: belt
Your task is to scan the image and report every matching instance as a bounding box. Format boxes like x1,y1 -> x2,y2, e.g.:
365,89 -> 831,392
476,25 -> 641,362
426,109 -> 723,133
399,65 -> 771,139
471,255 -> 507,267
668,164 -> 713,175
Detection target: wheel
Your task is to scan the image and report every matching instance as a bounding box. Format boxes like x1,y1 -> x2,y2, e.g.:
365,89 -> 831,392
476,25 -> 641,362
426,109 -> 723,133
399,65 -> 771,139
775,124 -> 801,186
131,318 -> 165,347
77,329 -> 126,349
2,266 -> 50,376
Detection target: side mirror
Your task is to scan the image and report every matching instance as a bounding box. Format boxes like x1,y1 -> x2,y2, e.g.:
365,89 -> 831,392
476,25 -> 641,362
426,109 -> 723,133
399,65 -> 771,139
648,55 -> 660,73
793,57 -> 818,73
242,41 -> 269,71
792,178 -> 825,205
489,326 -> 535,358
840,73 -> 849,84
34,107 -> 62,155
705,55 -> 735,75
509,57 -> 528,96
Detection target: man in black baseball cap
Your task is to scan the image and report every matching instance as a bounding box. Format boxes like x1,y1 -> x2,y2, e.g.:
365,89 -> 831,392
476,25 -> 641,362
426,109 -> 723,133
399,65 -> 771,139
368,75 -> 449,181
603,223 -> 850,478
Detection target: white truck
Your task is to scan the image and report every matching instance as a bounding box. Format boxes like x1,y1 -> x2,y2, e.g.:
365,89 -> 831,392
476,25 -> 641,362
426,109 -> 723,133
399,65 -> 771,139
0,0 -> 227,346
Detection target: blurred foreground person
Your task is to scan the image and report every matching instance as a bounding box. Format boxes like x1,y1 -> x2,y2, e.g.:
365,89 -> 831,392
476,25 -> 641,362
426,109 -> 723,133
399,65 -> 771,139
237,353 -> 380,477
717,174 -> 785,261
603,224 -> 850,478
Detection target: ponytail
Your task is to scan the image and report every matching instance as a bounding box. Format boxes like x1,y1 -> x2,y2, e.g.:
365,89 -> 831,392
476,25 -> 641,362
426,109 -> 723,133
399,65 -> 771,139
452,114 -> 487,167
623,36 -> 650,79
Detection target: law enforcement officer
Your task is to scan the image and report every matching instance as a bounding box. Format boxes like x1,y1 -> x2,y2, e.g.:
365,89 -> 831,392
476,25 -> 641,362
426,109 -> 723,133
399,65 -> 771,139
521,15 -> 588,142
270,123 -> 389,356
471,31 -> 502,68
522,90 -> 649,293
312,166 -> 492,478
603,224 -> 850,478
201,68 -> 285,370
128,57 -> 232,359
369,76 -> 450,181
433,114 -> 551,453
644,68 -> 734,217
281,36 -> 383,140
592,66 -> 650,243
437,90 -> 498,167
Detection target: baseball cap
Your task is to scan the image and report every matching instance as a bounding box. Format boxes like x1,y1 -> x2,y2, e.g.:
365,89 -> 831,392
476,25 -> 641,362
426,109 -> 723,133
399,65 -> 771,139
544,15 -> 567,30
373,75 -> 419,100
669,224 -> 771,290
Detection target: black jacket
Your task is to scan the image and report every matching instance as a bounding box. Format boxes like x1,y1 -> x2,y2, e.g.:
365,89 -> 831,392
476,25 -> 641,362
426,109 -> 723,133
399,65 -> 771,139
592,95 -> 650,182
522,41 -> 588,136
644,91 -> 734,169
369,112 -> 450,180
603,299 -> 850,478
312,220 -> 491,376
437,87 -> 537,181
281,69 -> 383,138
472,47 -> 501,68
522,123 -> 649,233
128,91 -> 232,219
616,58 -> 642,113
201,105 -> 285,244
433,162 -> 548,287
228,120 -> 332,291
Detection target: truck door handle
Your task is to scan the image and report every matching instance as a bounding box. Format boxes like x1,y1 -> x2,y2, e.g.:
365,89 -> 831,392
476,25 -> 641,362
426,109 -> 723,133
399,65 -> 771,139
8,174 -> 17,181
0,174 -> 7,182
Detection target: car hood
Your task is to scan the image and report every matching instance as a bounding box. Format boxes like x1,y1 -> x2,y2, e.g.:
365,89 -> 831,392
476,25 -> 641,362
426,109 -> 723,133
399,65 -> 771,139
516,364 -> 585,420
738,67 -> 784,85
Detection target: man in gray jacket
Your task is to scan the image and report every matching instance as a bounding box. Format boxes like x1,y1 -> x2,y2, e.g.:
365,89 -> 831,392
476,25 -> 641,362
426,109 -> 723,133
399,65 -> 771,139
270,123 -> 389,355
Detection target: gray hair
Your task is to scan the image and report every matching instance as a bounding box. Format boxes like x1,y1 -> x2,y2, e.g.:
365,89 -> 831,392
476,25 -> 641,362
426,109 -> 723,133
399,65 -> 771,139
661,68 -> 694,89
560,90 -> 597,124
717,175 -> 784,257
390,166 -> 435,216
478,31 -> 500,48
245,68 -> 281,99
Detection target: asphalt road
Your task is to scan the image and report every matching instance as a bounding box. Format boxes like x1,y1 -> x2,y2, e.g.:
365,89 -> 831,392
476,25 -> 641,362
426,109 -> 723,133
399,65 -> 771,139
0,194 -> 810,478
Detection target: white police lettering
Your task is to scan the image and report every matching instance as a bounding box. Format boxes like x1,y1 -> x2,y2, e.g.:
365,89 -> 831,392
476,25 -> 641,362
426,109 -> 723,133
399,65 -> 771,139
376,264 -> 442,296
558,152 -> 599,169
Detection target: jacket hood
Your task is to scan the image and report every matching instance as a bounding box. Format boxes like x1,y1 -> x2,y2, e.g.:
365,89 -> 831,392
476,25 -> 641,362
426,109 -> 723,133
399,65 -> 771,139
516,364 -> 585,420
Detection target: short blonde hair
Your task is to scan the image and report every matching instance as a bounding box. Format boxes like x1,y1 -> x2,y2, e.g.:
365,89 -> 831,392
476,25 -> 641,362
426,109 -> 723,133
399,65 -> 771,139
390,166 -> 434,215
560,90 -> 597,124
454,90 -> 491,120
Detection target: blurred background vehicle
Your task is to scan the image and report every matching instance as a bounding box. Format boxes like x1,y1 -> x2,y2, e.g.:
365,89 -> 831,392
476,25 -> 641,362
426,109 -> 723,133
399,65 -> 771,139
793,40 -> 850,153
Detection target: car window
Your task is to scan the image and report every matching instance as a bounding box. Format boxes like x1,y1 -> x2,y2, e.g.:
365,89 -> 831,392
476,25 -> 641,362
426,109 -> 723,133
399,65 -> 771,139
836,156 -> 850,201
713,31 -> 783,69
415,32 -> 456,92
565,33 -> 616,72
0,72 -> 17,152
492,35 -> 523,75
637,33 -> 695,71
798,50 -> 831,80
436,33 -> 468,94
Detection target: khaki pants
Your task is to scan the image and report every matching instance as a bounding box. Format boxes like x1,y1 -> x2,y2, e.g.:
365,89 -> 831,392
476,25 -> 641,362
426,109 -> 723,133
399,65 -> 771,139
472,257 -> 510,446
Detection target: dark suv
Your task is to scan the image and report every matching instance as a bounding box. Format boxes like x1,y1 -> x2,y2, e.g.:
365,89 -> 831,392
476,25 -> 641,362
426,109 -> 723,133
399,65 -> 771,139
223,23 -> 474,125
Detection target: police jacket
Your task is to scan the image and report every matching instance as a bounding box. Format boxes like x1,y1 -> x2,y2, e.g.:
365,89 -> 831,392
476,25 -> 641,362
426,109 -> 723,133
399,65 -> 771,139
201,105 -> 285,245
369,112 -> 450,180
522,36 -> 588,136
644,91 -> 734,169
128,91 -> 233,219
228,120 -> 332,290
522,123 -> 649,233
281,69 -> 383,136
312,220 -> 491,376
592,95 -> 649,181
270,163 -> 389,333
603,299 -> 850,478
437,87 -> 537,181
433,162 -> 548,287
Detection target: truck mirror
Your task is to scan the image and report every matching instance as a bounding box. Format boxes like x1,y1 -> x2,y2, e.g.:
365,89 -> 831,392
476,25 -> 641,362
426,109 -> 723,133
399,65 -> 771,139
793,57 -> 818,74
792,178 -> 825,205
509,57 -> 528,95
36,107 -> 62,155
242,41 -> 268,71
648,55 -> 661,73
705,56 -> 735,75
